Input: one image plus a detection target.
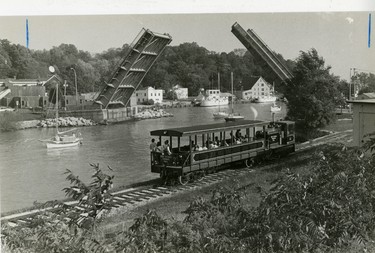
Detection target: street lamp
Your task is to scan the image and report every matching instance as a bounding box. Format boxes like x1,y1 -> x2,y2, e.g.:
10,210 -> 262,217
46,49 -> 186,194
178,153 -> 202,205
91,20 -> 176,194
70,67 -> 78,104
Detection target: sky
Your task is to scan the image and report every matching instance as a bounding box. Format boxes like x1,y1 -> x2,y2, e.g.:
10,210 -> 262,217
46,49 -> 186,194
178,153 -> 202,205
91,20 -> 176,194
0,1 -> 374,81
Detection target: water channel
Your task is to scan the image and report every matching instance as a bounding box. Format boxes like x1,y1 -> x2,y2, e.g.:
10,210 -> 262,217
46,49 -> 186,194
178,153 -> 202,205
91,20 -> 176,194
0,103 -> 286,213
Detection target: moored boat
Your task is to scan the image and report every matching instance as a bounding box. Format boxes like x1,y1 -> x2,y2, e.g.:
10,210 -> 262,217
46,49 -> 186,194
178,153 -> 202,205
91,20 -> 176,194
213,111 -> 229,119
224,72 -> 244,122
199,89 -> 229,107
39,66 -> 83,149
270,102 -> 281,112
253,96 -> 277,103
224,113 -> 245,122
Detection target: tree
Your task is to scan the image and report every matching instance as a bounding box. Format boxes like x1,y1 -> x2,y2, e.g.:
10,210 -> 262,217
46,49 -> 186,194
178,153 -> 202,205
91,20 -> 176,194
353,72 -> 375,95
285,48 -> 342,130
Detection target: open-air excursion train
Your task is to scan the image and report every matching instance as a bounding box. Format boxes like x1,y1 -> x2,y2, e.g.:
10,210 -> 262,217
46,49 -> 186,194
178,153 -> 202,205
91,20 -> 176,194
150,120 -> 296,185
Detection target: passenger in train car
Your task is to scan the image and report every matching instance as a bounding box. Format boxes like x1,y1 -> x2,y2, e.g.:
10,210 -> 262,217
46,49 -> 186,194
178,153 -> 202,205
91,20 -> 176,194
235,129 -> 241,139
153,141 -> 162,164
162,140 -> 172,155
214,136 -> 220,146
221,140 -> 229,147
156,141 -> 162,152
190,141 -> 196,151
149,138 -> 157,151
243,134 -> 250,142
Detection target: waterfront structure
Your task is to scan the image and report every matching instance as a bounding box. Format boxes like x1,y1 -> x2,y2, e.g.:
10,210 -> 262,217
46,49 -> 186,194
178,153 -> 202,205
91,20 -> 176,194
240,76 -> 275,102
349,99 -> 375,147
0,80 -> 48,108
199,89 -> 229,107
172,85 -> 188,99
135,86 -> 163,104
94,28 -> 172,109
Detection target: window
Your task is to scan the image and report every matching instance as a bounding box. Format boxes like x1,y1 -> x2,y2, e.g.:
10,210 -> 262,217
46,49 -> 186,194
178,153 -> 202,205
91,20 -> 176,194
158,93 -> 160,96
21,100 -> 24,106
261,83 -> 264,86
261,88 -> 264,91
151,93 -> 153,96
66,100 -> 69,105
261,92 -> 264,95
142,98 -> 145,101
138,98 -> 140,102
144,93 -> 146,96
80,99 -> 82,104
136,93 -> 138,96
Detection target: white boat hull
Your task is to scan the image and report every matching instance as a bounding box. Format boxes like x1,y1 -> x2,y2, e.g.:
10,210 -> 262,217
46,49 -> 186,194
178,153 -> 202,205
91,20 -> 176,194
46,140 -> 81,148
224,114 -> 245,122
254,97 -> 277,103
200,98 -> 229,107
271,107 -> 281,113
213,112 -> 229,119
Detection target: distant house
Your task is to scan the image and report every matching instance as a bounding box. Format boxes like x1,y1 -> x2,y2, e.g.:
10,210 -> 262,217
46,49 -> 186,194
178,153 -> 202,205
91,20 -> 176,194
349,99 -> 375,146
135,87 -> 163,104
239,77 -> 274,100
172,85 -> 188,99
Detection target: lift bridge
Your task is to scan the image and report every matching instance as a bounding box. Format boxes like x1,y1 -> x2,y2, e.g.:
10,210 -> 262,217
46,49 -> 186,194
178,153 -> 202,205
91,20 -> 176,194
231,22 -> 293,83
95,29 -> 172,109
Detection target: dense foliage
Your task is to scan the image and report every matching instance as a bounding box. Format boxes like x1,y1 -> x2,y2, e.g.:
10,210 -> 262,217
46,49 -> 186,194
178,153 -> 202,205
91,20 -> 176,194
2,142 -> 375,252
0,39 -> 294,96
285,49 -> 345,130
353,72 -> 375,96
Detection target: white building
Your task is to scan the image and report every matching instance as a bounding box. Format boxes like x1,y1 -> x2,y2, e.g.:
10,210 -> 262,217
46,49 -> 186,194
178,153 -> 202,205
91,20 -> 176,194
172,85 -> 188,99
349,99 -> 375,146
135,87 -> 163,104
240,77 -> 274,100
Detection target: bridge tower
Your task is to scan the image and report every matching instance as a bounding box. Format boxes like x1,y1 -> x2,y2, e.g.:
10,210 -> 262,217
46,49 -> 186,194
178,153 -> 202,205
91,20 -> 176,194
231,22 -> 293,83
95,29 -> 172,109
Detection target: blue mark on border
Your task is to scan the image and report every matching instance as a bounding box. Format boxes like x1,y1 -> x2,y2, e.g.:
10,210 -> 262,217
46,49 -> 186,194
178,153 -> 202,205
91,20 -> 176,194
26,19 -> 29,48
369,13 -> 372,48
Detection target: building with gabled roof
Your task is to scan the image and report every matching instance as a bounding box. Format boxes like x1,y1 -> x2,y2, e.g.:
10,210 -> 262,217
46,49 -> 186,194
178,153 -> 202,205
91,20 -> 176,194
238,76 -> 275,101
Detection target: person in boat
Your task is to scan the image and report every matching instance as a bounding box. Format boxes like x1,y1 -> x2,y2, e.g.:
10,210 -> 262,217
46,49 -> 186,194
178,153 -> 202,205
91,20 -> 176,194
149,138 -> 157,151
162,140 -> 172,155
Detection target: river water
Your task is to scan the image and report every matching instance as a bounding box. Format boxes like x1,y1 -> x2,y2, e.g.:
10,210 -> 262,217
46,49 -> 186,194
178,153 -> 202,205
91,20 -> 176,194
0,103 -> 286,213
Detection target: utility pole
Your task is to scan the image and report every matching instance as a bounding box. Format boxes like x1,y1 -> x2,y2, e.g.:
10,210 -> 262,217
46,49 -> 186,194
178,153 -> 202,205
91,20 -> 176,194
70,67 -> 78,105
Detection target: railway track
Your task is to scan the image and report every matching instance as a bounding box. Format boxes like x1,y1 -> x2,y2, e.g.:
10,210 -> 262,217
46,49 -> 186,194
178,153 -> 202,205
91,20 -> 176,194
0,130 -> 353,226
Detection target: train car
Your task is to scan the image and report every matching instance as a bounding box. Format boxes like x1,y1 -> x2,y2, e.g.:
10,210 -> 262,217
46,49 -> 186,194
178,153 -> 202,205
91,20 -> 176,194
150,120 -> 295,185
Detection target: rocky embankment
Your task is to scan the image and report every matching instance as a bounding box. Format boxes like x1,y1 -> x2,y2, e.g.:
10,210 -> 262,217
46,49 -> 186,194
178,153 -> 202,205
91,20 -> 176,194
133,109 -> 173,120
14,117 -> 96,130
38,117 -> 97,128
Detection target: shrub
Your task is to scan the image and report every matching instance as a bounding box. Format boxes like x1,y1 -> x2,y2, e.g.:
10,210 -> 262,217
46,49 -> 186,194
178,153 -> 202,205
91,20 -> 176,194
245,144 -> 375,252
1,163 -> 115,252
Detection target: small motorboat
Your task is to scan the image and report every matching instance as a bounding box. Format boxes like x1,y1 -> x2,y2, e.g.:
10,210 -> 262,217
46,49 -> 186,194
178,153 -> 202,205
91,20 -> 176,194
224,113 -> 245,122
270,102 -> 281,113
213,111 -> 229,119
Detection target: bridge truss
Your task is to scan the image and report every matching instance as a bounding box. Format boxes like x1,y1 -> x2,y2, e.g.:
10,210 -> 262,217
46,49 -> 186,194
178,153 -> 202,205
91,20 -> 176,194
95,29 -> 172,109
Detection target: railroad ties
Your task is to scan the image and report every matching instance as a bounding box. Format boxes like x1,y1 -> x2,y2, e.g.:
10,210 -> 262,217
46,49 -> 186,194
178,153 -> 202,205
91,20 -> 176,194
0,168 -> 251,227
